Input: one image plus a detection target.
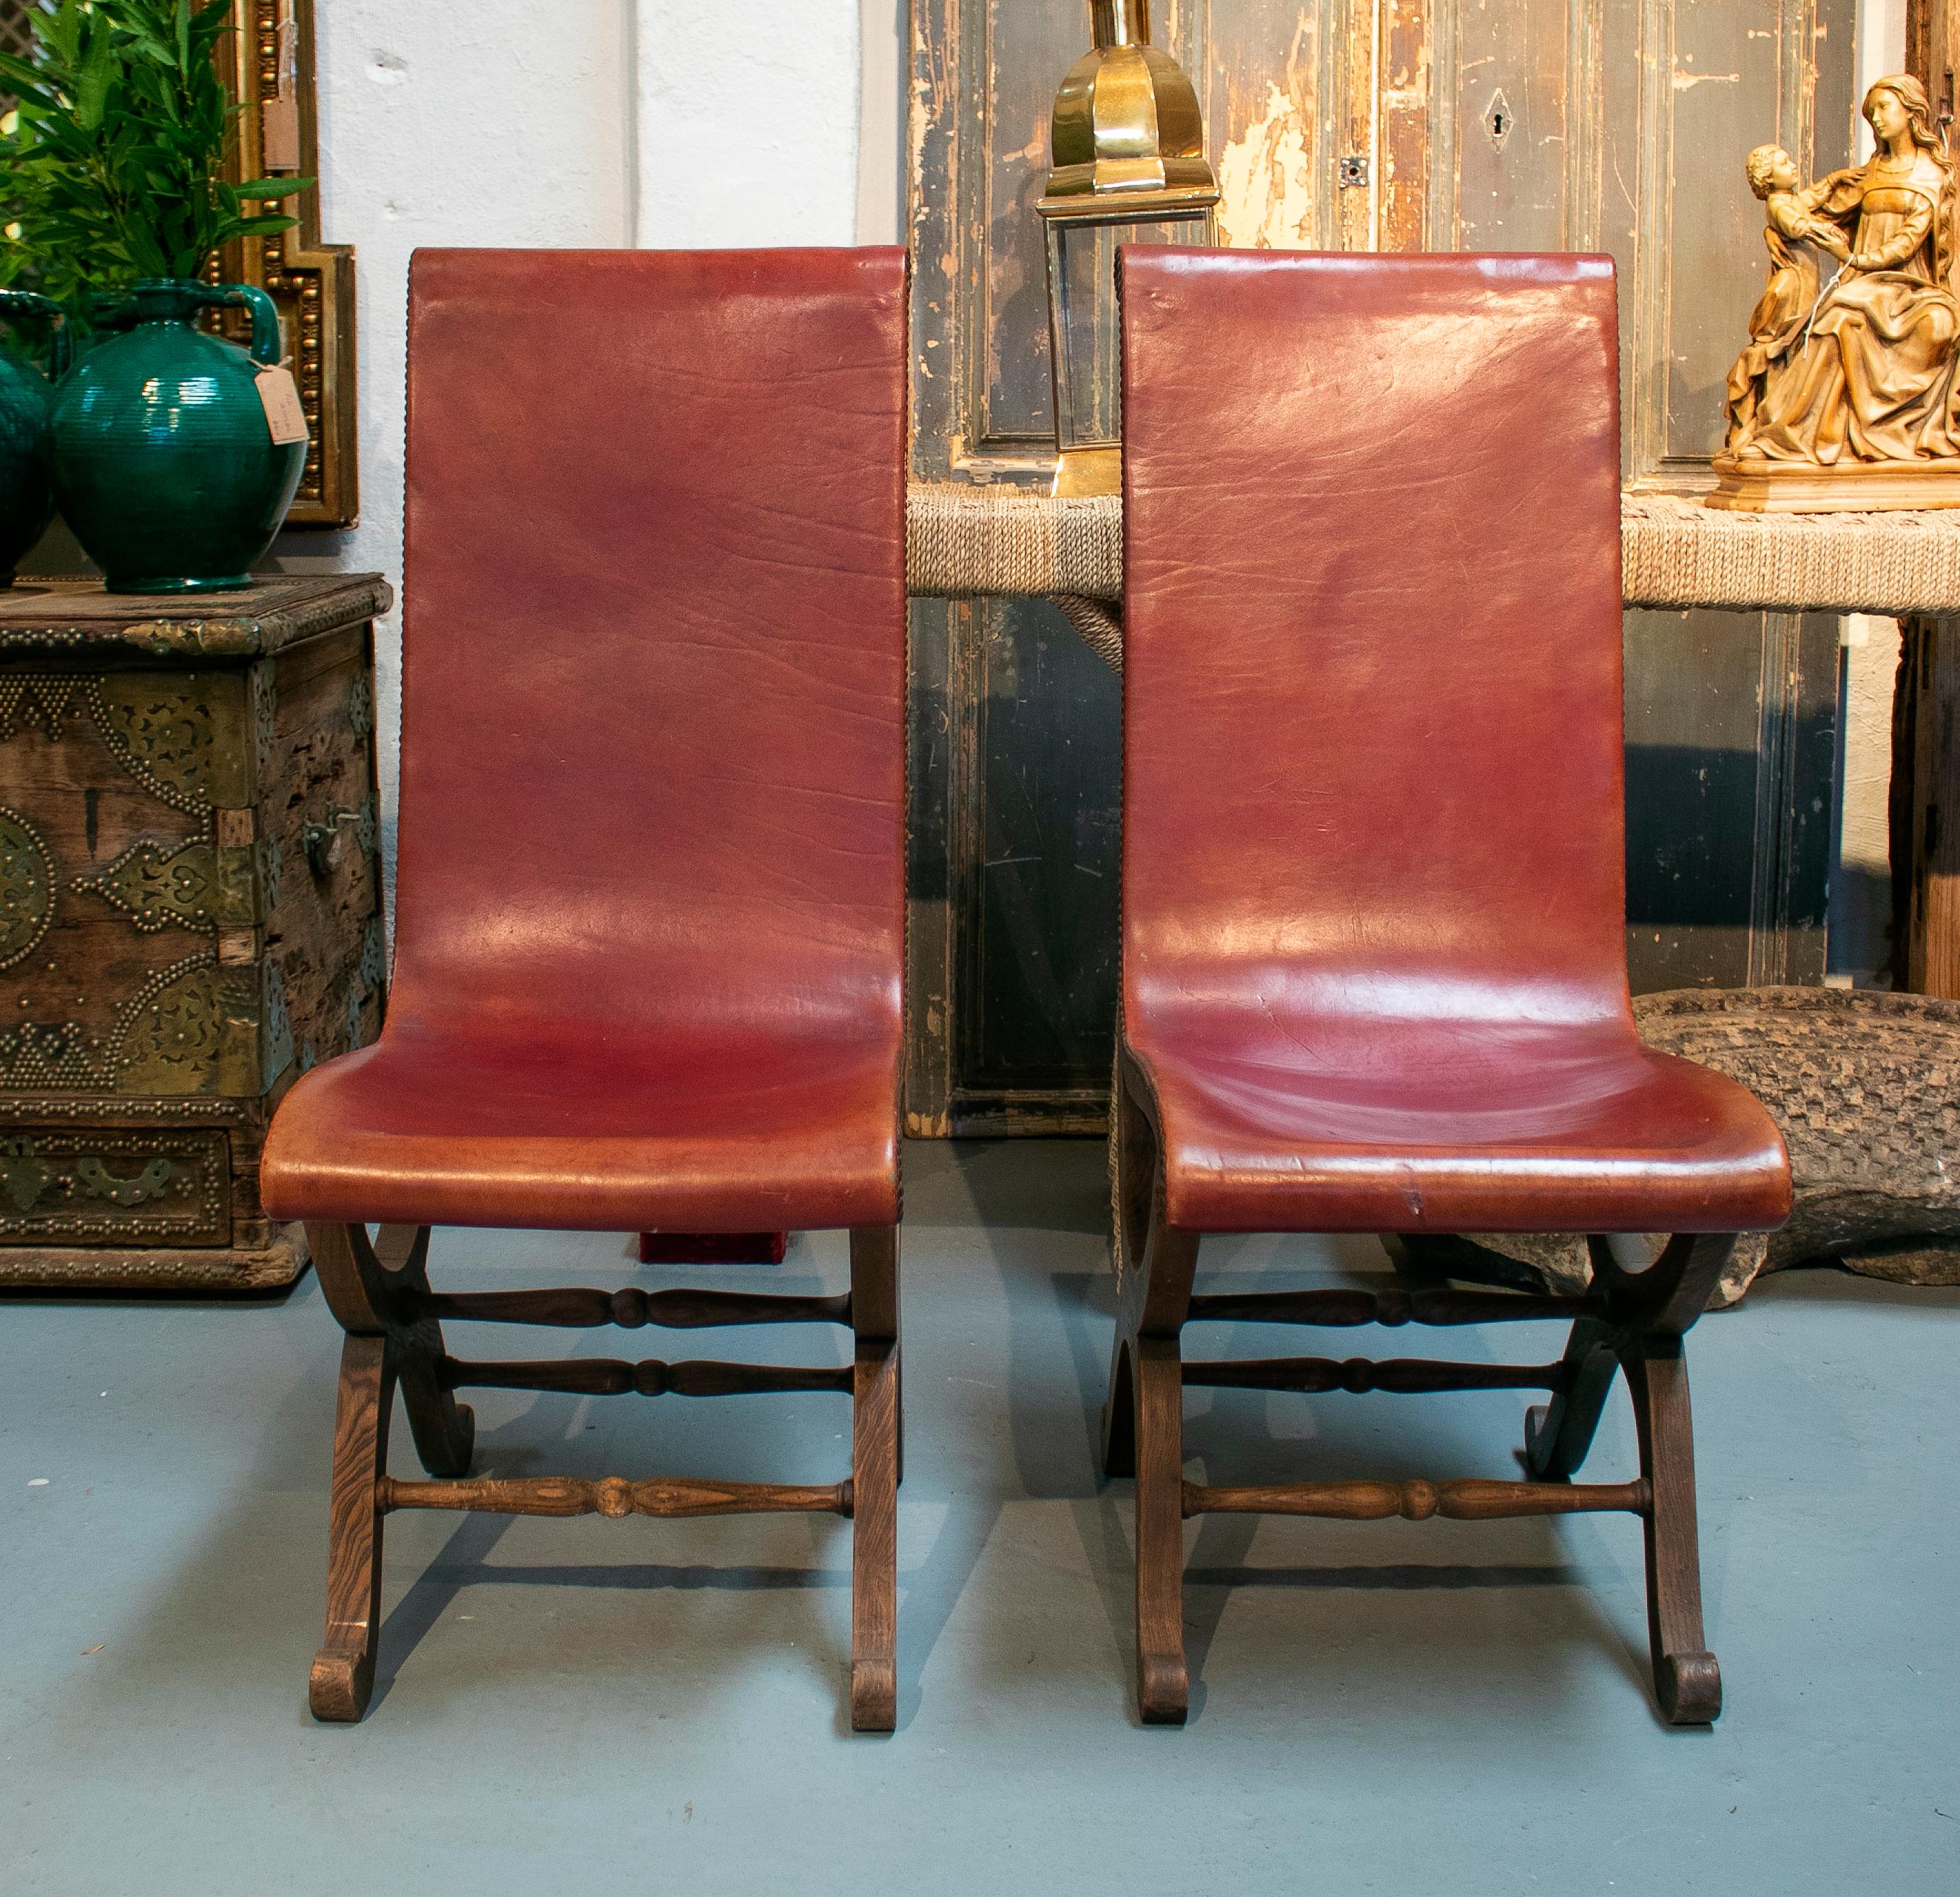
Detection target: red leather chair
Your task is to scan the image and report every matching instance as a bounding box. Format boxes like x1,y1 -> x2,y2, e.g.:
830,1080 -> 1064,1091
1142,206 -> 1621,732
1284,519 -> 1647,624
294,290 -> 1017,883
1108,249 -> 1791,1727
262,248 -> 909,1731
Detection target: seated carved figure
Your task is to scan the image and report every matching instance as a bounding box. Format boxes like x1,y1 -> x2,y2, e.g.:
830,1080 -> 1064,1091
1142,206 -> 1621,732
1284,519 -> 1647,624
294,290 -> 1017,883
1711,75 -> 1960,508
1722,144 -> 1841,439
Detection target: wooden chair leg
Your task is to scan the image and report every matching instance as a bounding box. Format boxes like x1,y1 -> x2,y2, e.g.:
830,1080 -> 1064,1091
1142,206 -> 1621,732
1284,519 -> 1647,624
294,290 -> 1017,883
850,1336 -> 899,1731
306,1218 -> 891,1728
1524,1315 -> 1619,1480
1133,1336 -> 1190,1724
1103,1049 -> 1202,1722
311,1332 -> 394,1722
849,1226 -> 900,1732
309,1222 -> 474,1479
1102,1048 -> 1156,1479
394,1310 -> 474,1479
1621,1333 -> 1722,1724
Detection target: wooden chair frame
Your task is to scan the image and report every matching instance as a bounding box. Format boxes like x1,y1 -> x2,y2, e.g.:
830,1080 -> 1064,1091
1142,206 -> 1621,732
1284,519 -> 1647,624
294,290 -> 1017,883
307,1221 -> 900,1731
1102,1047 -> 1733,1728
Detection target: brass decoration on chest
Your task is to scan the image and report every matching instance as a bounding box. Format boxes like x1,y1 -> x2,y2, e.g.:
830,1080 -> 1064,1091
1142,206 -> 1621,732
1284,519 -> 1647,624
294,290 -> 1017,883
0,1127 -> 229,1245
69,836 -> 257,936
0,806 -> 55,971
1710,74 -> 1960,511
1039,1 -> 1218,499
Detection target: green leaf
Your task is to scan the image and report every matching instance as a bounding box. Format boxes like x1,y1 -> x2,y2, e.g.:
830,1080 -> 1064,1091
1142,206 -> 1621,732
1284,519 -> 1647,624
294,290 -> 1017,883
0,0 -> 289,294
73,38 -> 117,134
0,55 -> 56,103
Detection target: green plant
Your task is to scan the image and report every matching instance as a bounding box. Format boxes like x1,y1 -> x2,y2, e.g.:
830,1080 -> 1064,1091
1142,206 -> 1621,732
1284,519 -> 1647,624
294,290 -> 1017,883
0,0 -> 309,300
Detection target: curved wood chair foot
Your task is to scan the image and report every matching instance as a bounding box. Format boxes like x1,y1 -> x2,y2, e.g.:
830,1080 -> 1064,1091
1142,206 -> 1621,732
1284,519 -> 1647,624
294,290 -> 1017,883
1138,1650 -> 1190,1725
411,1399 -> 475,1480
851,1658 -> 898,1732
1656,1649 -> 1722,1725
309,1646 -> 374,1722
1524,1315 -> 1620,1480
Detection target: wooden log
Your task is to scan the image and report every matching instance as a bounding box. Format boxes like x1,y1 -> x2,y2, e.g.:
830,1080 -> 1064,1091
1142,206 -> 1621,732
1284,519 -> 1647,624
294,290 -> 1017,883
1183,1477 -> 1652,1522
437,1358 -> 854,1398
377,1475 -> 851,1520
418,1284 -> 852,1331
1183,1287 -> 1597,1329
1182,1356 -> 1565,1395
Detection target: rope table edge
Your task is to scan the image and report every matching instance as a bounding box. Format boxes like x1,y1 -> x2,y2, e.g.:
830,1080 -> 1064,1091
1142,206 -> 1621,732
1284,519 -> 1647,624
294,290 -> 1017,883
905,482 -> 1960,620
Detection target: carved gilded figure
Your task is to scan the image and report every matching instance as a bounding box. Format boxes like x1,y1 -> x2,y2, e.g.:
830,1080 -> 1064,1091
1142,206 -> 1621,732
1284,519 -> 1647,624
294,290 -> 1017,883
1710,75 -> 1960,511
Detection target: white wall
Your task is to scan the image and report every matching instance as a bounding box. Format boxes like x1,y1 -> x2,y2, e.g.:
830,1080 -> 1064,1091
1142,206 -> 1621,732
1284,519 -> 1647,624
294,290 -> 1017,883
270,0 -> 878,862
634,3 -> 860,247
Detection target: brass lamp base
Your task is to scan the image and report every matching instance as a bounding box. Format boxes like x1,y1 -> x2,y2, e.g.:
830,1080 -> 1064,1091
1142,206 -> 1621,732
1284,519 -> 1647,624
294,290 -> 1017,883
1052,446 -> 1122,497
1705,452 -> 1960,511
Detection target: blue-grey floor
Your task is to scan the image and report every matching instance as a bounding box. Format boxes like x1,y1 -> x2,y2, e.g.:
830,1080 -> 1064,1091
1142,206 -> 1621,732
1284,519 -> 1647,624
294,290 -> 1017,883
2,1139 -> 1955,1896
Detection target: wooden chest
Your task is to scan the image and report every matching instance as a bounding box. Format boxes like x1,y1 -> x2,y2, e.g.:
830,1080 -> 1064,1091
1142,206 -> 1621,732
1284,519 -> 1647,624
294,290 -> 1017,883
0,576 -> 389,1290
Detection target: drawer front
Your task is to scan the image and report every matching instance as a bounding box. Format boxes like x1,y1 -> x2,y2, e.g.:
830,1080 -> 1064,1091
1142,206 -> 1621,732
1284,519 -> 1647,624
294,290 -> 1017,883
0,1126 -> 231,1247
0,664 -> 272,1099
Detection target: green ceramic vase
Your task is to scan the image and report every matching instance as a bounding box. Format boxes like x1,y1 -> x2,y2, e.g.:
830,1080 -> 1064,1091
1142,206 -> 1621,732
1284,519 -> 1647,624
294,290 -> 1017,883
0,291 -> 70,587
50,279 -> 306,593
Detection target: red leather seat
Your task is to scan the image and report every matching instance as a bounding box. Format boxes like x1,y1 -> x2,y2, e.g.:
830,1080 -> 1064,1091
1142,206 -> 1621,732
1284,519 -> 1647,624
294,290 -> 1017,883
1106,247 -> 1791,1731
262,248 -> 909,1732
1136,1017 -> 1791,1236
263,248 -> 907,1237
266,1022 -> 899,1234
1119,249 -> 1790,1241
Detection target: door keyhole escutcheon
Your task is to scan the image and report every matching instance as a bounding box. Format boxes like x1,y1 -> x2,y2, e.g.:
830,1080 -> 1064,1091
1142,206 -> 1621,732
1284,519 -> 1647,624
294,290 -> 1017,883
1486,90 -> 1515,149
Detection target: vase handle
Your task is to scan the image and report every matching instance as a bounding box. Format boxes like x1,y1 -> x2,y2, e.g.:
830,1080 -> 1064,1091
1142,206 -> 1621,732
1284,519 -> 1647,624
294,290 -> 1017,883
193,283 -> 283,367
0,289 -> 71,379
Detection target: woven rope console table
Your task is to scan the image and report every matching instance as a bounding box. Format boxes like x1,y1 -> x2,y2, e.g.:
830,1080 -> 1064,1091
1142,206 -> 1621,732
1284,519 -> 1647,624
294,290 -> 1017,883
906,485 -> 1960,668
907,482 -> 1960,1293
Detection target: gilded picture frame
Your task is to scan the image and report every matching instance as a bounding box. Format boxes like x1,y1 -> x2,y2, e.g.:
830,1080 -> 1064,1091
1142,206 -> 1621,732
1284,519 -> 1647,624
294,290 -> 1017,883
212,0 -> 357,529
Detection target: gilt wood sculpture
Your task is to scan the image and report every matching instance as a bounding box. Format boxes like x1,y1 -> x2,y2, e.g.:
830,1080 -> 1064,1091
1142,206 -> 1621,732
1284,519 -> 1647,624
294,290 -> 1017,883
1711,74 -> 1960,510
1112,248 -> 1793,1727
260,248 -> 910,1731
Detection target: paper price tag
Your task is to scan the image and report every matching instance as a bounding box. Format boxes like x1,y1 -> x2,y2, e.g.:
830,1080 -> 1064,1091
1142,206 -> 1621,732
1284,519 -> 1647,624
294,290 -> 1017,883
260,97 -> 301,174
256,365 -> 310,446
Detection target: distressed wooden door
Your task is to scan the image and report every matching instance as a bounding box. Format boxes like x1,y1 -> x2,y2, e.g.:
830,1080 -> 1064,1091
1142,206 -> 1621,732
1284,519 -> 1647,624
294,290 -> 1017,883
908,0 -> 1855,1134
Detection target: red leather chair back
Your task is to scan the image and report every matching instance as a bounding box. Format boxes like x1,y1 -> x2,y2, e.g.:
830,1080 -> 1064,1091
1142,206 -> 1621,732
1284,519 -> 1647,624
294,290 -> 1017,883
391,249 -> 909,1057
1119,250 -> 1628,1048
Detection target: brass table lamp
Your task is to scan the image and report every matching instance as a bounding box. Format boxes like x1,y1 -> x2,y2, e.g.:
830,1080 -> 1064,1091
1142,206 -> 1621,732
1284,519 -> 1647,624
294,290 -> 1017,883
1038,0 -> 1218,498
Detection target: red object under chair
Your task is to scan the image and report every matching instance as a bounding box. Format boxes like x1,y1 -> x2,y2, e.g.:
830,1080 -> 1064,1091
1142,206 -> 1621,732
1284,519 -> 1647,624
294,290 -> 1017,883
262,246 -> 909,1730
1103,246 -> 1792,1727
637,1232 -> 788,1265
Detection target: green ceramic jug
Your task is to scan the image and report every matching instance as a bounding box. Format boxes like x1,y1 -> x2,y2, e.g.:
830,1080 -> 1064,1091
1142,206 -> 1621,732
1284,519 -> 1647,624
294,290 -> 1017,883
0,290 -> 70,587
50,278 -> 306,593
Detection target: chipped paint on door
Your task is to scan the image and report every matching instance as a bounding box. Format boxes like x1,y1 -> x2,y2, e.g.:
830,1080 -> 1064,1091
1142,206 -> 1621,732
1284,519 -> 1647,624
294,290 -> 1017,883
1217,81 -> 1319,246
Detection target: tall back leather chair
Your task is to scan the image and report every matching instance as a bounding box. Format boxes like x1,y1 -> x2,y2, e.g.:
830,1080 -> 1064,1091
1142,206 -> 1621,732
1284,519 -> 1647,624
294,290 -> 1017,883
263,248 -> 909,1731
1107,249 -> 1791,1727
